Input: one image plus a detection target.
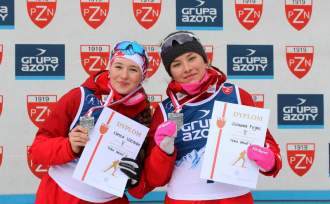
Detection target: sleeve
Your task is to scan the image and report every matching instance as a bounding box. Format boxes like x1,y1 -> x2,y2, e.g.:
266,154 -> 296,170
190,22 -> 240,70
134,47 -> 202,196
239,88 -> 282,177
28,88 -> 82,166
128,104 -> 177,198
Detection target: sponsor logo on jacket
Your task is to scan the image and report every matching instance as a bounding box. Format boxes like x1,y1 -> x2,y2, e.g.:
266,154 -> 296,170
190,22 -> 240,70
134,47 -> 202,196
286,46 -> 314,79
15,44 -> 65,80
222,85 -> 233,95
26,95 -> 57,128
285,0 -> 312,31
278,94 -> 323,128
27,0 -> 56,29
176,0 -> 223,30
235,0 -> 263,30
80,45 -> 110,75
175,109 -> 211,162
180,109 -> 211,142
80,0 -> 110,29
287,143 -> 314,176
227,45 -> 274,79
0,0 -> 14,29
133,0 -> 161,29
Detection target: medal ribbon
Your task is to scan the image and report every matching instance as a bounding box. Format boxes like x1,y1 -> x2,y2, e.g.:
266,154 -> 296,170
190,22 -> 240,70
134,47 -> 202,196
168,79 -> 218,113
85,85 -> 143,117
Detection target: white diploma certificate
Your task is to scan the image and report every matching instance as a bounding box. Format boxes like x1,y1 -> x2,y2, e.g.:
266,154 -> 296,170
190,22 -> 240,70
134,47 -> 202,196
200,101 -> 270,189
73,107 -> 149,197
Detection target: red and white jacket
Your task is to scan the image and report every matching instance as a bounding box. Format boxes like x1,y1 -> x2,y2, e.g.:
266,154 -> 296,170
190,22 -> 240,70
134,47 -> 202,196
142,67 -> 282,203
29,71 -> 174,204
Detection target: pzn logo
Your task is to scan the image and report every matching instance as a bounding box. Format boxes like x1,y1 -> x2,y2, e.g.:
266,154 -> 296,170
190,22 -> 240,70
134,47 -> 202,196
80,0 -> 110,29
285,0 -> 312,31
287,143 -> 314,176
144,45 -> 161,78
235,0 -> 263,30
27,146 -> 49,179
80,45 -> 110,76
27,0 -> 57,29
26,95 -> 57,128
133,0 -> 162,29
286,46 -> 314,79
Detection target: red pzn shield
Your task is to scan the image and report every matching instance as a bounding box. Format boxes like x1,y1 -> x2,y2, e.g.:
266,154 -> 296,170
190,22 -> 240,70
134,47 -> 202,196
0,146 -> 3,167
203,45 -> 214,65
27,0 -> 57,29
0,44 -> 3,64
27,95 -> 57,128
144,45 -> 161,78
286,46 -> 314,79
235,0 -> 263,30
27,146 -> 49,179
0,95 -> 3,116
251,94 -> 264,108
81,45 -> 110,76
285,0 -> 313,31
133,0 -> 161,29
147,95 -> 162,116
80,0 -> 110,29
287,143 -> 315,177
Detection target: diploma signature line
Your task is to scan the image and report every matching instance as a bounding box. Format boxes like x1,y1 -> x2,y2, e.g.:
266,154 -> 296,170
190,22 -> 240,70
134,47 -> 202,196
81,111 -> 115,181
210,103 -> 228,179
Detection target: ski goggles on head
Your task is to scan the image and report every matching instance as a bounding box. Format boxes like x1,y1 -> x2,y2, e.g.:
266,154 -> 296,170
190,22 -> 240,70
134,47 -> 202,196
111,41 -> 149,79
113,41 -> 147,57
160,31 -> 201,53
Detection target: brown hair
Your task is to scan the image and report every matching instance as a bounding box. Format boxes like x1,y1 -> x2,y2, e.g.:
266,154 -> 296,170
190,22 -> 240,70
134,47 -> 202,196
133,105 -> 152,166
134,105 -> 152,127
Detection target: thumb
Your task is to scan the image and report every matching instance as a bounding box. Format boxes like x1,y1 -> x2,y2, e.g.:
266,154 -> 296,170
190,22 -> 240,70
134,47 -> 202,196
160,136 -> 175,155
